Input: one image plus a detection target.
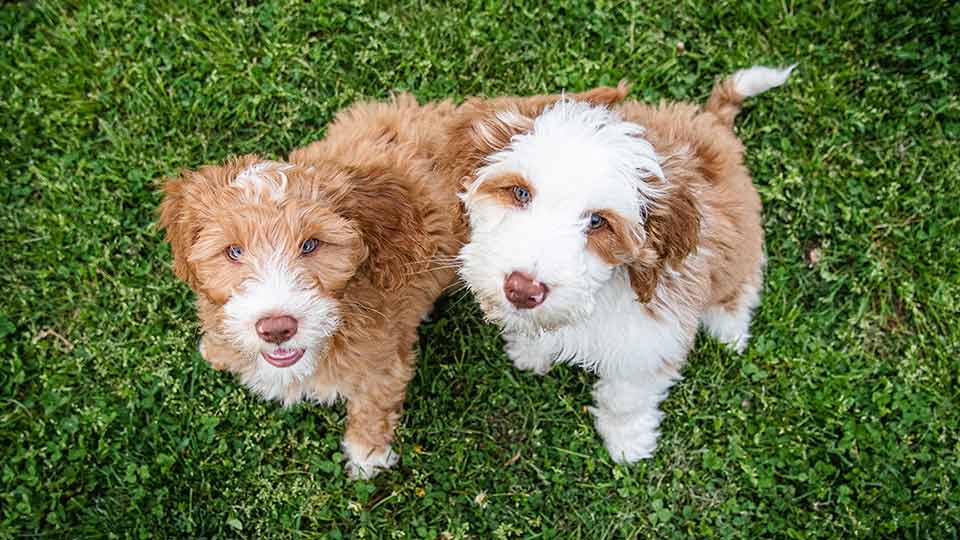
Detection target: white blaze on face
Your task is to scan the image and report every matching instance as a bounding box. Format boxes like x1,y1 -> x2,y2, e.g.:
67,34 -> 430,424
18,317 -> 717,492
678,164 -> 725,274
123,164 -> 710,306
222,254 -> 340,401
459,100 -> 663,333
232,161 -> 293,202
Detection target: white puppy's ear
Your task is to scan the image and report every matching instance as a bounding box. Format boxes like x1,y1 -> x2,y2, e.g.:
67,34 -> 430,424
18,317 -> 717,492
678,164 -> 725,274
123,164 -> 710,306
627,183 -> 701,303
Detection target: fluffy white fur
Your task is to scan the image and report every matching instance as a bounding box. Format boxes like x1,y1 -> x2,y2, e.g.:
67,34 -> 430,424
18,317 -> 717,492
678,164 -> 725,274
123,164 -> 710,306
460,101 -> 664,336
732,64 -> 796,98
457,67 -> 790,462
232,161 -> 291,202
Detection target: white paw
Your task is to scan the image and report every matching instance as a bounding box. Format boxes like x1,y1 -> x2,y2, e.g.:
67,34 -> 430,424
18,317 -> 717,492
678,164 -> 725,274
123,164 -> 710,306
727,332 -> 749,354
341,439 -> 399,480
505,339 -> 553,375
590,406 -> 663,464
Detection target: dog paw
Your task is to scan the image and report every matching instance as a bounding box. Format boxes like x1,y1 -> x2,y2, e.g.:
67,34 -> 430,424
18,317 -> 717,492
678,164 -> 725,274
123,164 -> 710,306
726,333 -> 749,355
198,335 -> 230,371
506,344 -> 553,375
590,406 -> 662,464
342,439 -> 399,480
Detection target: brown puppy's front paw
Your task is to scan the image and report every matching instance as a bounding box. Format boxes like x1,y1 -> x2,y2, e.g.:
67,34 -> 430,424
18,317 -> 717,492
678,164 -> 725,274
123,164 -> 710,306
341,438 -> 399,480
198,334 -> 231,371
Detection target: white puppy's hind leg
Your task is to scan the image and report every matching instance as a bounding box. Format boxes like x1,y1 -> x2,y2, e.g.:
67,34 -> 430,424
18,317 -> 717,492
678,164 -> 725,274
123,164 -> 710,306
702,269 -> 763,354
590,369 -> 680,463
504,333 -> 555,375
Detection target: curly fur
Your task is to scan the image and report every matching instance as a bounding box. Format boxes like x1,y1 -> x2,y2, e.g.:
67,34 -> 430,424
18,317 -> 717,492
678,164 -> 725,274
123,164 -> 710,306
158,84 -> 630,478
446,65 -> 794,462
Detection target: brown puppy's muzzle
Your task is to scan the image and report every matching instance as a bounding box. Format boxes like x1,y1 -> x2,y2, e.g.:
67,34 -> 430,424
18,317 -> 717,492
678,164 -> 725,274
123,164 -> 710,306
256,315 -> 299,344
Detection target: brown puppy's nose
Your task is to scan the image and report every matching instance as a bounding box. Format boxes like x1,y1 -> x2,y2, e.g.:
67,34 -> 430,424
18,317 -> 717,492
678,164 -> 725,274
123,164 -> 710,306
256,315 -> 298,344
504,271 -> 548,309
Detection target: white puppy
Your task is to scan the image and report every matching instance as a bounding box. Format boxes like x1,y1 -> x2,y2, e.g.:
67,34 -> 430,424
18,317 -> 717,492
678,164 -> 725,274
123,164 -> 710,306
445,65 -> 794,462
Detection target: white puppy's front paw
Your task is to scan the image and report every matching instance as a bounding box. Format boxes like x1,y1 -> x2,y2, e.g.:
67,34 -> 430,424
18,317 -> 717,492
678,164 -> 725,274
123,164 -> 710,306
590,406 -> 663,464
505,339 -> 553,375
727,333 -> 750,355
341,439 -> 399,480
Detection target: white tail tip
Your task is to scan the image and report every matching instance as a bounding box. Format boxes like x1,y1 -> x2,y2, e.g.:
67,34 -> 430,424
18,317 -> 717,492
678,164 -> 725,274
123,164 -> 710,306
732,63 -> 797,98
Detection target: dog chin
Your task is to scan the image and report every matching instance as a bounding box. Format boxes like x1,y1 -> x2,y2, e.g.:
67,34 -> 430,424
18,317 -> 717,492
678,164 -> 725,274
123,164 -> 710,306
482,300 -> 579,336
241,344 -> 323,404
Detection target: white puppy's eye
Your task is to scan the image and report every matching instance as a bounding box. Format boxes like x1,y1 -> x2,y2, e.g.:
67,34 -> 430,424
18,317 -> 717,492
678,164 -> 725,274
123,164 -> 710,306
300,238 -> 320,255
225,244 -> 243,262
588,213 -> 607,231
511,186 -> 531,207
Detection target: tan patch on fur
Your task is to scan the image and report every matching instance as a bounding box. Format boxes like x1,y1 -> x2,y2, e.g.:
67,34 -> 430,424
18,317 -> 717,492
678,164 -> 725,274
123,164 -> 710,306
704,78 -> 745,129
626,178 -> 702,303
585,210 -> 643,265
612,75 -> 764,312
471,172 -> 535,208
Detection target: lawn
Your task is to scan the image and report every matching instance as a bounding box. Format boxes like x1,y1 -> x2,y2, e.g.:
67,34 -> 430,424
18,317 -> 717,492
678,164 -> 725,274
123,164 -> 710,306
2,0 -> 958,538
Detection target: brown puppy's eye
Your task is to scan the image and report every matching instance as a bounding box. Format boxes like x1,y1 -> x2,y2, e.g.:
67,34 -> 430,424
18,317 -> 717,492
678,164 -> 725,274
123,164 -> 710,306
300,238 -> 320,255
511,185 -> 531,207
225,245 -> 243,262
588,213 -> 607,231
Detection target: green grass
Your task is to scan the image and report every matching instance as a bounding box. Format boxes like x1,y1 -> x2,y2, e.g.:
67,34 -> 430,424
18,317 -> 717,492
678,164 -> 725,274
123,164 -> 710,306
2,0 -> 958,537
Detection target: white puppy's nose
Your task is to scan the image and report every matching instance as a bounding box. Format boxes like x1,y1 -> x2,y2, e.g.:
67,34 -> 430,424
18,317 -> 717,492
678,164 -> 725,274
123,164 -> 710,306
504,271 -> 548,309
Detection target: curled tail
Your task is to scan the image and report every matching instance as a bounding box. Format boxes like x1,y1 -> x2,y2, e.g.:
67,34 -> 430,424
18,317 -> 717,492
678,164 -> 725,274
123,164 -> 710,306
705,64 -> 796,128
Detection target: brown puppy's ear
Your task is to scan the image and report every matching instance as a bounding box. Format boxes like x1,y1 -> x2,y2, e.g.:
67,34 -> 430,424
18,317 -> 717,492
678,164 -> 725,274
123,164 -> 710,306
157,159 -> 251,290
627,182 -> 701,303
329,168 -> 430,292
158,174 -> 201,290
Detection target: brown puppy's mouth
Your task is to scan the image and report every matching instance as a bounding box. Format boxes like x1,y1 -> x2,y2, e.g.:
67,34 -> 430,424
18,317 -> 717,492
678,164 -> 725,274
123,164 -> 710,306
261,347 -> 305,367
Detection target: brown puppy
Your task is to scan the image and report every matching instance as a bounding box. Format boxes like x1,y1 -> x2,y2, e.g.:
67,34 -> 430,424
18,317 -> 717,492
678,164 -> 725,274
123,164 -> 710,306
158,86 -> 627,478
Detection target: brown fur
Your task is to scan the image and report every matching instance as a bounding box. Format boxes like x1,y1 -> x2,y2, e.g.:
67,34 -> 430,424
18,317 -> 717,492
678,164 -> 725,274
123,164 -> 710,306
158,85 -> 630,472
443,74 -> 764,314
470,172 -> 536,208
159,96 -> 464,467
617,96 -> 764,310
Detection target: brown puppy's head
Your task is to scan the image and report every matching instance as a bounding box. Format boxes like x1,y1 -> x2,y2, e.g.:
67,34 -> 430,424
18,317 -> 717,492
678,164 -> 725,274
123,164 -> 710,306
158,155 -> 422,400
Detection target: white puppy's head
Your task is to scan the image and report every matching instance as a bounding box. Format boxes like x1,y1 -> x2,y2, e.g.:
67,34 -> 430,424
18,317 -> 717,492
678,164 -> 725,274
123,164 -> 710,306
455,100 -> 699,334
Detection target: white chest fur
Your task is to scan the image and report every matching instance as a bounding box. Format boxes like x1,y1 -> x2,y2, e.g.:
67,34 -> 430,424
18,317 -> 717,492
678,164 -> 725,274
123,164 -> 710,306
520,269 -> 696,378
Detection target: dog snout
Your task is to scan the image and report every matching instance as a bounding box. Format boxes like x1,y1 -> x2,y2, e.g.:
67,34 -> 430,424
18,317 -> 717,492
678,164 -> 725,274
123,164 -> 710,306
256,315 -> 299,344
504,271 -> 548,309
